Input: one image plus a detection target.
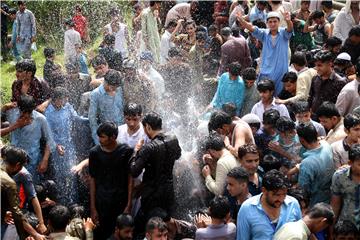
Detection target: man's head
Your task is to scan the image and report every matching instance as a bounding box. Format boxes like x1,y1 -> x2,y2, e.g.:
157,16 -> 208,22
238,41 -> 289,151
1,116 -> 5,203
266,12 -> 280,32
261,154 -> 282,172
316,101 -> 341,131
52,87 -> 68,109
242,67 -> 257,88
44,47 -> 56,60
241,114 -> 261,135
16,59 -> 36,80
257,79 -> 275,103
238,144 -> 260,175
226,167 -> 249,198
311,10 -> 325,25
228,62 -> 242,78
262,109 -> 280,135
91,55 -> 109,77
74,4 -> 82,15
142,112 -> 162,138
48,205 -> 71,231
276,116 -> 296,141
64,18 -> 75,28
17,1 -> 26,12
291,51 -> 307,72
314,50 -> 334,77
293,101 -> 311,123
305,203 -> 334,233
104,34 -> 116,47
220,27 -> 232,41
195,31 -> 207,49
149,1 -> 161,11
296,122 -> 318,148
321,0 -> 333,11
348,144 -> 360,175
104,69 -> 122,94
287,187 -> 309,215
204,133 -> 225,160
334,52 -> 353,74
300,0 -> 310,11
333,220 -> 359,240
18,94 -> 36,115
262,169 -> 290,208
208,25 -> 218,37
124,103 -> 142,132
185,20 -> 196,36
281,72 -> 297,95
114,214 -> 134,240
221,103 -> 237,119
1,145 -> 28,176
8,8 -> 17,20
344,114 -> 360,143
165,20 -> 177,33
140,51 -> 154,70
348,25 -> 360,45
145,217 -> 168,240
325,37 -> 342,55
97,122 -> 118,147
209,196 -> 230,220
208,111 -> 232,136
256,0 -> 267,11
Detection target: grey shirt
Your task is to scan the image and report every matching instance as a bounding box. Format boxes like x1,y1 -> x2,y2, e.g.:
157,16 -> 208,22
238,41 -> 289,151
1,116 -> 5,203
195,223 -> 236,240
16,9 -> 36,39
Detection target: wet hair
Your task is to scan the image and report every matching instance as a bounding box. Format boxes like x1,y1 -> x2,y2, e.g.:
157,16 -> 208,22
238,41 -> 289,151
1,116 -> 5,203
208,25 -> 217,32
325,36 -> 342,48
69,204 -> 85,219
52,87 -> 68,100
287,187 -> 309,210
124,103 -> 142,117
142,112 -> 162,130
185,20 -> 195,28
16,59 -> 36,77
333,220 -> 359,237
91,55 -> 107,68
208,111 -> 232,132
196,25 -> 207,33
257,79 -> 275,92
293,101 -> 310,114
109,8 -> 119,17
344,114 -> 360,130
104,69 -> 122,87
75,4 -> 82,12
262,169 -> 290,191
252,19 -> 266,28
227,167 -> 249,183
146,217 -> 167,233
44,47 -> 55,58
316,101 -> 340,118
263,109 -> 280,126
296,122 -> 318,143
8,8 -> 17,15
196,31 -> 207,41
231,25 -> 240,37
349,25 -> 360,38
149,1 -> 161,7
228,62 -> 242,76
104,34 -> 116,45
220,27 -> 232,37
242,67 -> 257,80
204,133 -> 225,151
307,203 -> 334,225
238,143 -> 258,159
96,122 -> 118,138
168,47 -> 182,58
321,1 -> 333,9
291,51 -> 307,67
116,214 -> 134,230
147,208 -> 171,222
18,95 -> 36,113
64,19 -> 75,27
222,103 -> 237,118
1,145 -> 28,166
49,205 -> 71,230
312,10 -> 325,19
281,72 -> 297,83
17,1 -> 26,6
209,196 -> 230,219
349,144 -> 360,162
276,116 -> 296,132
166,19 -> 177,29
314,50 -> 334,63
35,180 -> 57,202
261,154 -> 282,172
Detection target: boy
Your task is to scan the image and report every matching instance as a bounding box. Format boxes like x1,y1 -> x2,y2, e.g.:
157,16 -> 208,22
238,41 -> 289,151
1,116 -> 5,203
239,67 -> 260,116
278,72 -> 298,101
333,220 -> 359,240
75,43 -> 88,74
304,10 -> 332,47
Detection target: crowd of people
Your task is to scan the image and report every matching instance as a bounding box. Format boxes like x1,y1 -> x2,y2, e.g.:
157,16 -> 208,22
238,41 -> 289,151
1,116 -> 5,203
1,0 -> 360,240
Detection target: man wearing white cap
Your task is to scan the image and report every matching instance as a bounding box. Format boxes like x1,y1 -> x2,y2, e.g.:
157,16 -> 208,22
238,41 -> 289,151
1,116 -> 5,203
237,10 -> 293,96
334,52 -> 355,79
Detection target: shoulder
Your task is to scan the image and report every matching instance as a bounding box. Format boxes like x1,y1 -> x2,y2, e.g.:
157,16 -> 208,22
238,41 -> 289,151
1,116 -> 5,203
33,111 -> 46,121
89,145 -> 102,155
333,166 -> 349,179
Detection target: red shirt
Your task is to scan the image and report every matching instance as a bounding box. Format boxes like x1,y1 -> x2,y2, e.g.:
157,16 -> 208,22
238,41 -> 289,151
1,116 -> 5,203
73,14 -> 87,39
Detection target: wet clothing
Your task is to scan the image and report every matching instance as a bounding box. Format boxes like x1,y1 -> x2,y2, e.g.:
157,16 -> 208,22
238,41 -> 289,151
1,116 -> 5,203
73,14 -> 87,40
43,59 -> 66,89
98,46 -> 122,72
141,7 -> 161,63
16,9 -> 36,59
13,167 -> 37,209
64,28 -> 81,65
11,77 -> 50,106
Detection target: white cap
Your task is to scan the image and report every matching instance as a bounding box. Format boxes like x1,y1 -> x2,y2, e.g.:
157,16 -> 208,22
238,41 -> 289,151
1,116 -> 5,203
266,11 -> 281,21
336,52 -> 351,61
241,114 -> 261,124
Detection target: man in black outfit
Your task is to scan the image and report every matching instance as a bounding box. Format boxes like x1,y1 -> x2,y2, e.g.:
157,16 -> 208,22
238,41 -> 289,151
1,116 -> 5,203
89,122 -> 134,239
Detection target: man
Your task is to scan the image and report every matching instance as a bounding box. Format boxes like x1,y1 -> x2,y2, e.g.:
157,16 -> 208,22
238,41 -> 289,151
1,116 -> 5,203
43,47 -> 66,89
331,114 -> 360,168
321,0 -> 338,24
164,1 -> 198,27
248,0 -> 267,23
1,145 -> 46,240
331,144 -> 360,228
297,122 -> 335,206
324,37 -> 342,55
251,79 -> 290,122
208,111 -> 254,157
130,112 -> 181,229
304,10 -> 332,47
341,26 -> 360,66
16,1 -> 36,59
108,214 -> 134,240
99,34 -> 123,72
201,133 -> 240,196
88,69 -> 124,144
89,122 -> 134,239
218,27 -> 251,75
274,203 -> 335,240
189,31 -> 207,97
333,220 -> 359,240
317,101 -> 346,144
308,50 -> 347,116
145,217 -> 168,240
160,20 -> 177,64
237,11 -> 293,96
1,1 -> 9,60
48,205 -> 82,240
64,19 -> 81,66
8,8 -> 21,62
239,67 -> 260,116
141,1 -> 161,63
237,169 -> 302,240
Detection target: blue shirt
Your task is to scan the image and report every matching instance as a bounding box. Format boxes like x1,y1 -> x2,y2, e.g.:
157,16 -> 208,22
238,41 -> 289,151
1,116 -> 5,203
88,84 -> 124,144
252,27 -> 292,96
78,53 -> 89,74
236,194 -> 302,240
211,72 -> 245,115
249,6 -> 267,23
299,141 -> 335,206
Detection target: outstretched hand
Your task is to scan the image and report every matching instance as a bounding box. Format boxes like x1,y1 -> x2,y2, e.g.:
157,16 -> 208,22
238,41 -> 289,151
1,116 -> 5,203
281,10 -> 291,21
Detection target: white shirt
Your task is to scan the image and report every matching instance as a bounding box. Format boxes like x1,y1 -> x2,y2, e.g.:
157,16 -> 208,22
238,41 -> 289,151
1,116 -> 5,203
336,79 -> 360,117
140,66 -> 165,99
160,30 -> 175,64
116,124 -> 148,148
251,98 -> 290,122
273,219 -> 310,240
64,28 -> 81,64
105,22 -> 128,57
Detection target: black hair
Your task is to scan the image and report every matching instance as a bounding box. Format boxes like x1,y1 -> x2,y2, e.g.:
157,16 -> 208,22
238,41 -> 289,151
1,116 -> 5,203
91,55 -> 107,68
261,154 -> 282,172
321,1 -> 333,9
208,111 -> 232,132
17,1 -> 26,6
312,10 -> 325,19
204,133 -> 225,151
242,67 -> 257,80
316,101 -> 340,118
166,19 -> 177,29
35,180 -> 57,202
348,143 -> 360,162
196,25 -> 207,33
238,143 -> 258,159
142,112 -> 162,130
248,122 -> 261,131
209,196 -> 230,219
257,79 -> 275,92
281,72 -> 297,83
149,1 -> 161,7
15,59 -> 36,77
147,208 -> 171,222
291,51 -> 307,67
168,47 -> 182,58
116,214 -> 134,230
276,116 -> 296,132
220,27 -> 232,37
314,50 -> 334,63
228,62 -> 242,76
334,220 -> 359,237
146,217 -> 167,233
196,31 -> 207,41
262,169 -> 290,191
1,145 -> 28,166
307,203 -> 334,225
49,205 -> 71,230
325,36 -> 342,48
109,8 -> 119,17
75,4 -> 82,12
227,166 -> 249,183
18,94 -> 36,113
52,87 -> 68,100
8,8 -> 17,15
69,204 -> 85,219
124,102 -> 142,117
208,25 -> 217,32
222,103 -> 237,118
287,187 -> 309,210
96,122 -> 118,138
185,20 -> 195,28
348,25 -> 360,38
44,47 -> 55,59
296,122 -> 318,144
104,34 -> 116,45
344,114 -> 360,130
293,101 -> 310,114
104,69 -> 122,87
252,19 -> 266,28
64,19 -> 75,27
263,109 -> 280,126
231,25 -> 240,37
